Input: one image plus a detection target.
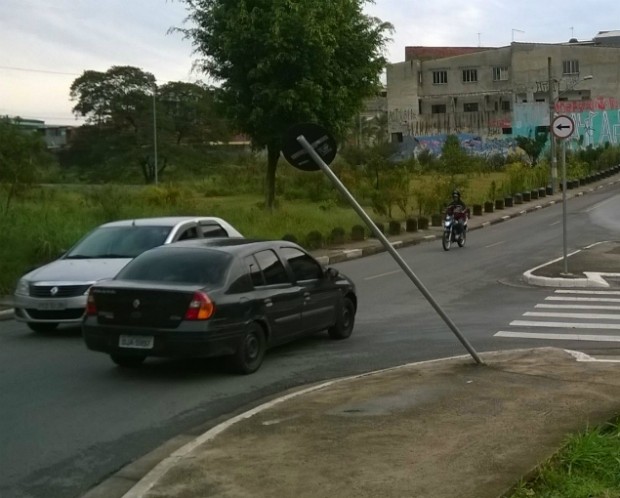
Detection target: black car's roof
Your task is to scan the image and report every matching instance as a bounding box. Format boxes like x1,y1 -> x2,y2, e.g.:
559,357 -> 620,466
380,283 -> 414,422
149,238 -> 304,256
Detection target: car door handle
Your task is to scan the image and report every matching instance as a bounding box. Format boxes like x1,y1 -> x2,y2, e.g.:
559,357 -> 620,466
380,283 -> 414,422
303,292 -> 311,301
264,298 -> 273,307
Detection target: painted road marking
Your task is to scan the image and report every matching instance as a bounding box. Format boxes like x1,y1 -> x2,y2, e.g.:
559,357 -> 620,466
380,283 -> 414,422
524,311 -> 620,320
536,304 -> 620,310
510,320 -> 620,329
496,331 -> 620,342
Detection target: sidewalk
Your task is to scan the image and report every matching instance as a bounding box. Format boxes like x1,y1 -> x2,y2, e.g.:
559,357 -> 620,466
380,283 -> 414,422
118,348 -> 620,498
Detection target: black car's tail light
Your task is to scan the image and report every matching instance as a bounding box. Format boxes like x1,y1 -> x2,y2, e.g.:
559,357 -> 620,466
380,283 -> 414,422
184,291 -> 215,320
86,290 -> 97,316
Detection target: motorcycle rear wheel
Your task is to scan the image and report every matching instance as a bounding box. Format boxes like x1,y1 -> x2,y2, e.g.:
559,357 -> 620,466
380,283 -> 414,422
442,230 -> 451,251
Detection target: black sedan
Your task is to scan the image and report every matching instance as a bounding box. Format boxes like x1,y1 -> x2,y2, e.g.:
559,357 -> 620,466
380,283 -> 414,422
82,239 -> 357,374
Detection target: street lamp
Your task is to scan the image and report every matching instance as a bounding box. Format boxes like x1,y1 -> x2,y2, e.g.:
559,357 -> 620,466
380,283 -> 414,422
547,58 -> 593,193
152,86 -> 158,185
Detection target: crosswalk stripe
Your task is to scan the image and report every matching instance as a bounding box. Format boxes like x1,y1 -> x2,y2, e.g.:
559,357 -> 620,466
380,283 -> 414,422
555,289 -> 620,295
510,320 -> 620,329
545,296 -> 620,302
496,331 -> 620,342
524,311 -> 620,320
536,304 -> 620,310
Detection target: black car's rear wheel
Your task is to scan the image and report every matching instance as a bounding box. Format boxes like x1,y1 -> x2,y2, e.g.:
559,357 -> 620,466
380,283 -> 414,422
231,322 -> 266,375
27,322 -> 59,333
328,297 -> 356,340
110,354 -> 146,368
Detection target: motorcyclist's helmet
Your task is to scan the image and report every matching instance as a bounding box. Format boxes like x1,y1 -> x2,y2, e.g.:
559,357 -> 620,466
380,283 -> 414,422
452,190 -> 460,199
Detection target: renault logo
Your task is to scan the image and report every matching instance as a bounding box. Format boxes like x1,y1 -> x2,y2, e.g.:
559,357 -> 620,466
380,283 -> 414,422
132,299 -> 141,309
50,287 -> 59,296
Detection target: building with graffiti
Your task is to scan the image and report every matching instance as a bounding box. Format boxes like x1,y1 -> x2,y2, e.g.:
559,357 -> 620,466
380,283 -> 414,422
386,31 -> 620,157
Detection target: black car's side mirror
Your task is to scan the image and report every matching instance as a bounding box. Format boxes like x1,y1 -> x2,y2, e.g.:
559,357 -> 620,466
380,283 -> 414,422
326,267 -> 339,279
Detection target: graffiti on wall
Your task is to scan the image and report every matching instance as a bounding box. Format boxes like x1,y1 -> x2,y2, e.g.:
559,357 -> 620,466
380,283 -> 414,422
514,97 -> 620,147
394,133 -> 517,160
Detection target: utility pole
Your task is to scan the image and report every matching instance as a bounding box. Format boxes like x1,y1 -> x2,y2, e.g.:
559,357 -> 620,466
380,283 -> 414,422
548,57 -> 557,193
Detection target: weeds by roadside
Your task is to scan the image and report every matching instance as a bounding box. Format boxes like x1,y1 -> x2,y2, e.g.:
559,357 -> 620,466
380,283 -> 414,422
508,418 -> 620,498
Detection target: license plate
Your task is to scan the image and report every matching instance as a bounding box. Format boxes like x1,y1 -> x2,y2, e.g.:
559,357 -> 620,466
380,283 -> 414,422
36,300 -> 67,310
119,335 -> 154,349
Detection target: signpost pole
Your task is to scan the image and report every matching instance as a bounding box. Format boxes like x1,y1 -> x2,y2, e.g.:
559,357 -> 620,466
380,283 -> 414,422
561,139 -> 569,274
551,114 -> 575,276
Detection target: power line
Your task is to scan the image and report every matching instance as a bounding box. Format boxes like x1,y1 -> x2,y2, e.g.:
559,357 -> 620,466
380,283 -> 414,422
0,65 -> 81,76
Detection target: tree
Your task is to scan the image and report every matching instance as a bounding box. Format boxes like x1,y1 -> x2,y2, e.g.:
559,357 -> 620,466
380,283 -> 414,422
515,133 -> 548,166
69,67 -> 232,183
440,134 -> 471,174
0,118 -> 53,212
177,0 -> 393,208
157,81 -> 230,146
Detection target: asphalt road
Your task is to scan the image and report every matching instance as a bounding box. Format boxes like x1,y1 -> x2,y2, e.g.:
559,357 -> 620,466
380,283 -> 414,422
1,183 -> 619,498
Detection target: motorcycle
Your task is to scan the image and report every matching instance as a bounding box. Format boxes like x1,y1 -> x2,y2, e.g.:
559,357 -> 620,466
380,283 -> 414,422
442,207 -> 468,251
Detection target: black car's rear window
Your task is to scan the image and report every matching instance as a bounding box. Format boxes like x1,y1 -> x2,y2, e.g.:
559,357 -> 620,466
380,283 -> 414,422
66,226 -> 172,259
116,247 -> 232,286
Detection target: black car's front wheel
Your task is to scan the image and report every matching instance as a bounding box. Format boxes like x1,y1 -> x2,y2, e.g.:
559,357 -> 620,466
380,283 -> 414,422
328,296 -> 356,340
231,322 -> 266,375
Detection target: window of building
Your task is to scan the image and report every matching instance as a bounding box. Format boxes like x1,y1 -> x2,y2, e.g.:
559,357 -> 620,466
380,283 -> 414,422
562,59 -> 580,75
501,100 -> 511,111
462,69 -> 478,83
432,70 -> 447,84
492,66 -> 509,81
463,102 -> 479,112
431,104 -> 446,114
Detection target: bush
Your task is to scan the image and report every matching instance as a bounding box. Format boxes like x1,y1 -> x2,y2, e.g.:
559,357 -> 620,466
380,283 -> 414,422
329,227 -> 346,244
304,230 -> 324,249
405,218 -> 418,232
351,224 -> 366,241
388,220 -> 401,235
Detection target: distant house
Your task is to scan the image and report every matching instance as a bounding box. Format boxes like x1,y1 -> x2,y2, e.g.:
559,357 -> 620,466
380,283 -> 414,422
9,117 -> 74,150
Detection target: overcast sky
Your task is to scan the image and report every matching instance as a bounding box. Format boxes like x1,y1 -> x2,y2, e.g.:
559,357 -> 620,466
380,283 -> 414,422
1,0 -> 616,125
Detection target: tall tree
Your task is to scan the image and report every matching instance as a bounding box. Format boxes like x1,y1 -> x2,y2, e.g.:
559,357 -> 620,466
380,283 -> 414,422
157,81 -> 230,146
70,66 -> 156,131
177,0 -> 392,208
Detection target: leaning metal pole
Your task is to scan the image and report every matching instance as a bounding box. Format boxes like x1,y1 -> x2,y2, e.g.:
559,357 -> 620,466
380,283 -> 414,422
296,135 -> 484,365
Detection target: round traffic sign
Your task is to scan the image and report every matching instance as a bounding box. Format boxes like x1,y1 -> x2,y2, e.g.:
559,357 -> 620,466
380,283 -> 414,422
551,115 -> 575,139
282,123 -> 337,171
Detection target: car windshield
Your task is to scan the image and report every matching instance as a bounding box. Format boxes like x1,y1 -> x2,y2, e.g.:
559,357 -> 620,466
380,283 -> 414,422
65,226 -> 172,259
116,247 -> 233,286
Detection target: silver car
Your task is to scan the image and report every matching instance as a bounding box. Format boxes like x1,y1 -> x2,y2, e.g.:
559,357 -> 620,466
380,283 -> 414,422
13,216 -> 243,332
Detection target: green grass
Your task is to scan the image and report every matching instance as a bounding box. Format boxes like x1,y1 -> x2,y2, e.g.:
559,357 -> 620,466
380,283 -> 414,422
508,419 -> 620,498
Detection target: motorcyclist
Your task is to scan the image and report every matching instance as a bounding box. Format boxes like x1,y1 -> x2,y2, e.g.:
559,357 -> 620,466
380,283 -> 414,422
445,190 -> 469,238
